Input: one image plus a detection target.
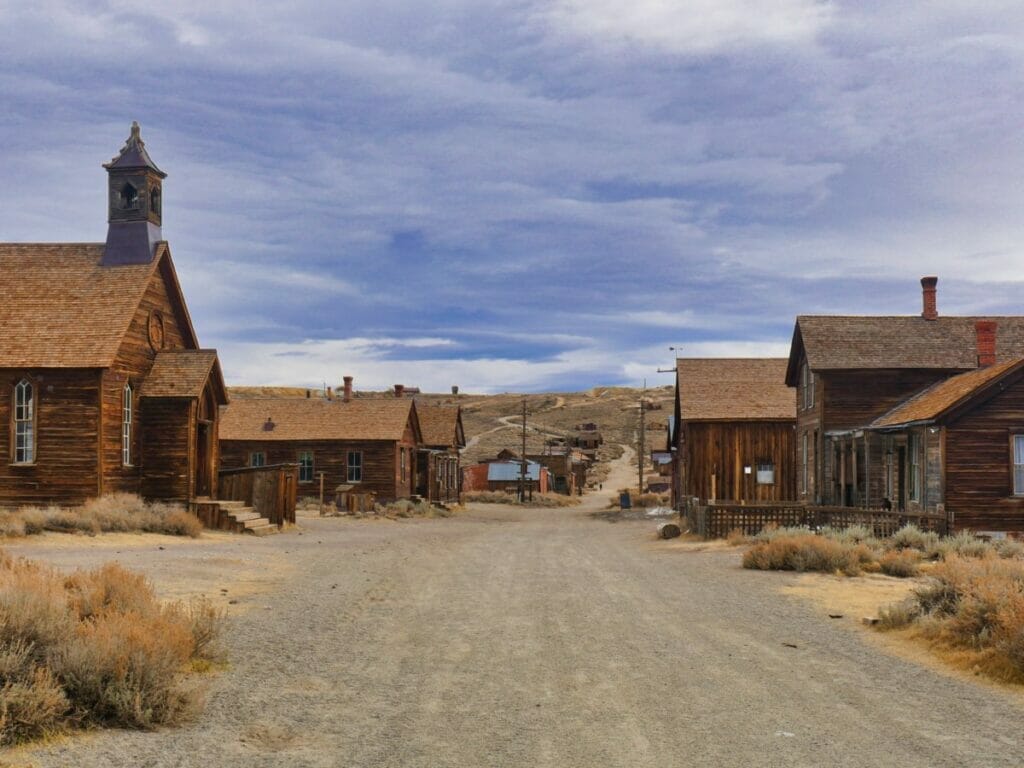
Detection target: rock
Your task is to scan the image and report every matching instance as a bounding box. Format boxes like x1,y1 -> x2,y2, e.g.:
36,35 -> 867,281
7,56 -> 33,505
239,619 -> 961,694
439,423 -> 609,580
657,522 -> 681,539
862,617 -> 880,626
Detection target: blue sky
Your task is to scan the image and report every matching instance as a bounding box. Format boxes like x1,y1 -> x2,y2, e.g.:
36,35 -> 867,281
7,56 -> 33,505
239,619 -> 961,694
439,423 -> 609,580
2,1 -> 1023,393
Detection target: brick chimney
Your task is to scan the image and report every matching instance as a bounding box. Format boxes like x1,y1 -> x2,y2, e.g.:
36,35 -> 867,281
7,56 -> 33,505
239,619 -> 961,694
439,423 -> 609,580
394,384 -> 405,398
976,320 -> 997,367
921,276 -> 938,320
343,376 -> 353,403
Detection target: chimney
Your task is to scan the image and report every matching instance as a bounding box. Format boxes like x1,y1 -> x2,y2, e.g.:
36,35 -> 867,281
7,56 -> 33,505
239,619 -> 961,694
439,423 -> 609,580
451,385 -> 459,396
343,376 -> 353,403
921,276 -> 938,321
976,320 -> 997,367
326,386 -> 333,401
394,384 -> 405,398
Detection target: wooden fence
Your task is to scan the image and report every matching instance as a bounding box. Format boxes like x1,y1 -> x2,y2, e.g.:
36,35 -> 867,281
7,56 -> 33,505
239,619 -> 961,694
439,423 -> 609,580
218,464 -> 298,527
687,501 -> 949,539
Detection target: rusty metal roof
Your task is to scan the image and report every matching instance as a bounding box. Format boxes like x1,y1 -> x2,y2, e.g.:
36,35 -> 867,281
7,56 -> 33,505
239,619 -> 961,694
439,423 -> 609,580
676,358 -> 795,421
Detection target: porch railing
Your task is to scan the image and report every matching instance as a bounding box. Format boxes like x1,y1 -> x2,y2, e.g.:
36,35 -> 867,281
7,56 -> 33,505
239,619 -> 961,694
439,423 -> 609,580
218,464 -> 298,527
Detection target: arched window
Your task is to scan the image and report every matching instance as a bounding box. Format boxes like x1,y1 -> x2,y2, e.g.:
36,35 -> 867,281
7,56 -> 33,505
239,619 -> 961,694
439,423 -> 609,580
13,379 -> 34,464
120,182 -> 139,211
150,186 -> 161,216
122,383 -> 133,466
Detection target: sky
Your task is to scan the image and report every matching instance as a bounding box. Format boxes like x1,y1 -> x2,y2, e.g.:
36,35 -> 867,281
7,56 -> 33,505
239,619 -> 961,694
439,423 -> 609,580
1,1 -> 1023,393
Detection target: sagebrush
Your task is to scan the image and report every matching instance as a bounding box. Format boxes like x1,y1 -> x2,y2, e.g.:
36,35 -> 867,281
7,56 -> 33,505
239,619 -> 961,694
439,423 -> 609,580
0,494 -> 201,539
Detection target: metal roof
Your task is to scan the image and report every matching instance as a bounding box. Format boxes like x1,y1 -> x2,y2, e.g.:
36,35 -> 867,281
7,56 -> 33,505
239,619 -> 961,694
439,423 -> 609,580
487,461 -> 542,482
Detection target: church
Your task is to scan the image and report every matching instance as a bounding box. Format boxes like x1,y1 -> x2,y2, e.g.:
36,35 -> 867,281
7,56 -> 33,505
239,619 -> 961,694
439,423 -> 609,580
0,123 -> 227,505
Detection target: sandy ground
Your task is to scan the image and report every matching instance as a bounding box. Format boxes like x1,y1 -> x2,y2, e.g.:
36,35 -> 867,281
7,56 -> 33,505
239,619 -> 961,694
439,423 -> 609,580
5,452 -> 1024,767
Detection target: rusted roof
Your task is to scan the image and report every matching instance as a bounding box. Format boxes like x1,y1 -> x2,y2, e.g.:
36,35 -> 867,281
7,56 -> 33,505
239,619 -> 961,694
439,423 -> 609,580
220,397 -> 419,442
141,350 -> 227,403
788,315 -> 1024,384
677,358 -> 795,421
870,358 -> 1024,428
0,243 -> 173,367
416,404 -> 464,448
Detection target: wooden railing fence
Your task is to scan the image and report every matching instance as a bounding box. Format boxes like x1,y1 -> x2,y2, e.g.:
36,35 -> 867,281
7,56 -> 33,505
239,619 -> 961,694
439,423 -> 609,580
687,501 -> 948,539
219,464 -> 298,527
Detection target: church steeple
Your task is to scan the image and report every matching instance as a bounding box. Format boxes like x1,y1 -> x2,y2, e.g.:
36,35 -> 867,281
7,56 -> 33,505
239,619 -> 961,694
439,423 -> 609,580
102,122 -> 167,266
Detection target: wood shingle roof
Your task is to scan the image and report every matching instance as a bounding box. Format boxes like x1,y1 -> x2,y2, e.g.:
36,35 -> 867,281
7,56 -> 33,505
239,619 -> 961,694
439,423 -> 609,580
141,350 -> 227,402
870,358 -> 1024,429
220,398 -> 419,442
416,404 -> 463,448
790,316 -> 1024,383
0,242 -> 196,368
676,358 -> 795,421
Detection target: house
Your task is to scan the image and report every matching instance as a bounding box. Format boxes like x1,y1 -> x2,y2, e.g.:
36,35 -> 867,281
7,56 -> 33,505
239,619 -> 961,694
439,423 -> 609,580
0,123 -> 227,505
415,403 -> 466,504
785,277 -> 1024,509
672,358 -> 796,505
866,355 -> 1024,532
462,460 -> 551,494
219,396 -> 422,503
527,447 -> 588,495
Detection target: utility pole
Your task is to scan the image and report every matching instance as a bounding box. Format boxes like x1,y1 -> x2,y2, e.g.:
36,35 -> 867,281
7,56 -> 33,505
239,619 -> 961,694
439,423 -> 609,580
638,379 -> 646,495
520,398 -> 528,502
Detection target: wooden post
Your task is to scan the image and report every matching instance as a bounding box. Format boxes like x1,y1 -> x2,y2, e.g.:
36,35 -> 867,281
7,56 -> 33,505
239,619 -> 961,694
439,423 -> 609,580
638,383 -> 646,497
319,472 -> 325,516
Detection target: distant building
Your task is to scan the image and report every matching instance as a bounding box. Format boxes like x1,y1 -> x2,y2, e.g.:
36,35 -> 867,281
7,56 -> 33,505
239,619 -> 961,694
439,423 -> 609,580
462,460 -> 551,494
416,404 -> 466,504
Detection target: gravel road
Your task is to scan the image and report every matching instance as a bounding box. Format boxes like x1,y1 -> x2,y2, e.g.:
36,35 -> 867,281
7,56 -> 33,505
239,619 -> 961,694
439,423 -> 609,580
14,474 -> 1024,766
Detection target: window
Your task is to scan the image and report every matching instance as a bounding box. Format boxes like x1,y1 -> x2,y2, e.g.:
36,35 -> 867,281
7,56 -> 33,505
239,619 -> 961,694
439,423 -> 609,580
1014,435 -> 1024,496
802,363 -> 815,410
908,434 -> 921,502
801,433 -> 808,494
150,186 -> 161,216
13,379 -> 34,464
756,460 -> 775,486
250,452 -> 265,468
298,451 -> 314,483
122,383 -> 133,466
347,451 -> 362,482
400,449 -> 407,483
120,182 -> 138,211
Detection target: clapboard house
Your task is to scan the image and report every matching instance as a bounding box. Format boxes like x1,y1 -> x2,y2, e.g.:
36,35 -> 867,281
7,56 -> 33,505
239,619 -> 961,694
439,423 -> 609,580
0,123 -> 228,505
672,358 -> 796,505
219,396 -> 423,502
785,277 -> 1024,512
415,403 -> 465,504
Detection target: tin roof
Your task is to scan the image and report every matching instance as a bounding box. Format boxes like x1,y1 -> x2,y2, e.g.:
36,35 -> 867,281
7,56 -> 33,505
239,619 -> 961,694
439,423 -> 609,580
487,461 -> 542,482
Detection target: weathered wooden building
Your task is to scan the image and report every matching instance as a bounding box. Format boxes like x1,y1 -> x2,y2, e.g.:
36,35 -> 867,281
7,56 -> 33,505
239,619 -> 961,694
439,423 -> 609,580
672,358 -> 796,505
526,448 -> 588,495
785,278 -> 1024,511
462,460 -> 551,494
0,123 -> 227,505
867,356 -> 1024,532
415,403 -> 465,504
219,397 -> 422,502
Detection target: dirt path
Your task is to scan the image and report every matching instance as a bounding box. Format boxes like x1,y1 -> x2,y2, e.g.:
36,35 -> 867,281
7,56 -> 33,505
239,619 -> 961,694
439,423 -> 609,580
13,504 -> 1024,767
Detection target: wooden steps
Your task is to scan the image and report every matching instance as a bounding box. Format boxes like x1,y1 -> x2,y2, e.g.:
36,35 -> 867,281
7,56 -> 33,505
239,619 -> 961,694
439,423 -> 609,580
190,498 -> 279,535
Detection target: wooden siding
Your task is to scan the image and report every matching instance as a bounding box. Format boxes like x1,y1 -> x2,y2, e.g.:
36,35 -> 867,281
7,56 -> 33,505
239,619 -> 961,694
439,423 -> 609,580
944,371 -> 1024,531
680,421 -> 796,503
0,369 -> 101,505
140,398 -> 194,500
821,370 -> 953,431
220,439 -> 413,503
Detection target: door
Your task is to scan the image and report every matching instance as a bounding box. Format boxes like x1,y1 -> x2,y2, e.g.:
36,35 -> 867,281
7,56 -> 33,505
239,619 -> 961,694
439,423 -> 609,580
195,422 -> 212,498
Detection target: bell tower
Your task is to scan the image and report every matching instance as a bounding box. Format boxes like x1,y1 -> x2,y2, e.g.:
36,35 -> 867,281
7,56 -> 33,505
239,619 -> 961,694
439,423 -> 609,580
102,122 -> 167,265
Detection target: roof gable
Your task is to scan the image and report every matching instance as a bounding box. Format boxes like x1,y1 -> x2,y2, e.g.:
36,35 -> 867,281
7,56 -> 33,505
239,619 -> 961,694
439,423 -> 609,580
0,242 -> 176,368
141,350 -> 227,403
416,404 -> 465,448
676,358 -> 794,422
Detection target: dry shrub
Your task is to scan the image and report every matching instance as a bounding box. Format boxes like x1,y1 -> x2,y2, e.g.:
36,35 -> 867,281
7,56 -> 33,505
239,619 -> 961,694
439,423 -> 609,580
464,491 -> 518,504
823,525 -> 879,548
940,531 -> 994,560
995,538 -> 1024,560
3,496 -> 201,540
0,513 -> 26,539
752,525 -> 812,543
879,549 -> 923,578
0,555 -> 223,743
725,528 -> 749,546
465,491 -> 579,507
888,524 -> 941,555
742,534 -> 868,576
878,598 -> 921,630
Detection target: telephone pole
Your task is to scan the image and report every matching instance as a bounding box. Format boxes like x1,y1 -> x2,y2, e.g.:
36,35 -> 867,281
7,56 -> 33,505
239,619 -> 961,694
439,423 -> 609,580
520,398 -> 528,502
638,379 -> 646,494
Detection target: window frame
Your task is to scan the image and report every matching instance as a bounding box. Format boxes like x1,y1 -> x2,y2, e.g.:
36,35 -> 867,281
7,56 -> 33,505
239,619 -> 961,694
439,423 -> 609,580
12,378 -> 36,465
122,382 -> 133,467
908,433 -> 921,502
756,459 -> 776,486
1013,434 -> 1024,497
347,451 -> 363,483
249,451 -> 265,468
297,451 -> 314,483
400,448 -> 407,483
801,432 -> 808,494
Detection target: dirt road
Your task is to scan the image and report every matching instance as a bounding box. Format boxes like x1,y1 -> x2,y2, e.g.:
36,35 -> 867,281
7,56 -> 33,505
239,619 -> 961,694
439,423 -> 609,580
13,474 -> 1024,766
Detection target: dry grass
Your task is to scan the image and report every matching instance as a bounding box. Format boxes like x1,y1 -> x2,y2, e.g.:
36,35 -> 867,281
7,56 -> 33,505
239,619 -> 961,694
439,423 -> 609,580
874,554 -> 1024,683
879,549 -> 923,578
464,491 -> 580,508
743,534 -> 875,576
0,552 -> 224,745
607,489 -> 670,509
0,494 -> 202,540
